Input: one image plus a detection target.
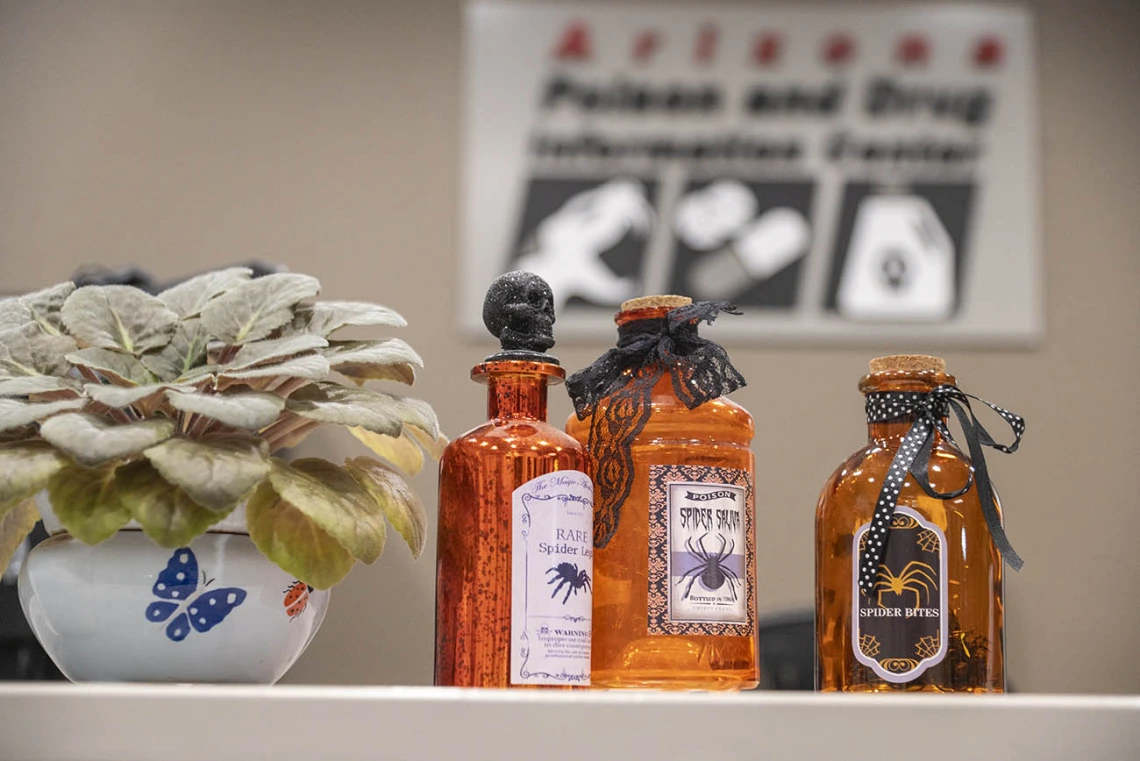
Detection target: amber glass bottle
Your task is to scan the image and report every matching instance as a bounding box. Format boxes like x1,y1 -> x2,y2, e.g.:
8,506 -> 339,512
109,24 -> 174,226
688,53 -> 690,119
566,296 -> 757,690
435,274 -> 592,688
815,355 -> 1004,692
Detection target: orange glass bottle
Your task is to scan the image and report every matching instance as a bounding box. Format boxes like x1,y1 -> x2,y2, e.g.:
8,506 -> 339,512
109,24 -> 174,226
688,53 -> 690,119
816,355 -> 1018,692
566,296 -> 757,690
435,273 -> 592,688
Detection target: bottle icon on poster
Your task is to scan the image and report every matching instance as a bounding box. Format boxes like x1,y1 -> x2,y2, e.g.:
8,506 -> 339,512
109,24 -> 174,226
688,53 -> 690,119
835,195 -> 956,322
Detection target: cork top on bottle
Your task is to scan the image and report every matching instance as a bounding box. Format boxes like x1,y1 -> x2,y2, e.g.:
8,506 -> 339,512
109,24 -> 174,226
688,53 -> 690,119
869,354 -> 947,374
860,354 -> 953,394
620,295 -> 692,312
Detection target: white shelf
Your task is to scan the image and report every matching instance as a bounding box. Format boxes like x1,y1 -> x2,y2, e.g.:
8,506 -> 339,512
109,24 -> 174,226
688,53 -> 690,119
0,685 -> 1136,761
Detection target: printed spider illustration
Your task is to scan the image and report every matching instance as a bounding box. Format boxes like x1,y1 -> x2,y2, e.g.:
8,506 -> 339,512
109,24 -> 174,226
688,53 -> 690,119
546,563 -> 591,604
874,561 -> 937,608
675,533 -> 740,602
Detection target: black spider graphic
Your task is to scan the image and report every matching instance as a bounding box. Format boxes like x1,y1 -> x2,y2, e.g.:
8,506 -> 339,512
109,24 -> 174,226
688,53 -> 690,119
676,533 -> 741,601
546,562 -> 591,604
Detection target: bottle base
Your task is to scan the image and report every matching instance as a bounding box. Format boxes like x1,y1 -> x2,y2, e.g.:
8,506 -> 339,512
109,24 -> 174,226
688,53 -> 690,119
592,669 -> 758,691
818,684 -> 1004,694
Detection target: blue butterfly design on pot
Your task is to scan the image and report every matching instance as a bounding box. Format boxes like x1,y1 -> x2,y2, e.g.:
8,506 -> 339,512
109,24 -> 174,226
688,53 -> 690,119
144,547 -> 247,642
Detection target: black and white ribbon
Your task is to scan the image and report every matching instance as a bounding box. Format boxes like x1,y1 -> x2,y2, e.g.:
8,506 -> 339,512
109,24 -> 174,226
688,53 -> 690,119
858,385 -> 1026,594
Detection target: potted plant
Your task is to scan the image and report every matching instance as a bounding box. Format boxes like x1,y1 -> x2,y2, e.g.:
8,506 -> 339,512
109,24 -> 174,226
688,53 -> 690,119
0,269 -> 443,683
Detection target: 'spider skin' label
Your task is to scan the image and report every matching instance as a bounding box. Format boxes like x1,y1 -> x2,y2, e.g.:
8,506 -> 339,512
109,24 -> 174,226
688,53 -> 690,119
648,465 -> 755,636
852,506 -> 948,683
511,470 -> 594,685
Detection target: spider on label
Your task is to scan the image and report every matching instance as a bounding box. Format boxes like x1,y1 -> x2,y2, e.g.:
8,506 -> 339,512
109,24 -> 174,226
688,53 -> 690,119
873,561 -> 937,609
546,562 -> 591,604
676,532 -> 741,601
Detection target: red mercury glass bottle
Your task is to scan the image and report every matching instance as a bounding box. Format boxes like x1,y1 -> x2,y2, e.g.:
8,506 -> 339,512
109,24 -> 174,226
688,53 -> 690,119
434,273 -> 593,688
815,355 -> 1004,692
566,296 -> 758,690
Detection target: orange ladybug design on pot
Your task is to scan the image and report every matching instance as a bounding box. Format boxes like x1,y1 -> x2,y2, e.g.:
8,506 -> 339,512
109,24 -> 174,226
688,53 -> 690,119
283,581 -> 314,620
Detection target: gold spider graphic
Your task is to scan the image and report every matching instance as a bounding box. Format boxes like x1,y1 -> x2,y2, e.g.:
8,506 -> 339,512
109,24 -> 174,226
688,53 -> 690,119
873,561 -> 937,608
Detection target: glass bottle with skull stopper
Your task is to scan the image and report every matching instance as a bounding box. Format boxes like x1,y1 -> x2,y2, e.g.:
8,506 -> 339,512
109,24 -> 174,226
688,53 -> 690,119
435,272 -> 593,688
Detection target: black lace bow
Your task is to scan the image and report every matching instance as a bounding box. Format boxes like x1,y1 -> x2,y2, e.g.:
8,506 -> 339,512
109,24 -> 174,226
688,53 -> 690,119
567,301 -> 745,548
859,385 -> 1026,594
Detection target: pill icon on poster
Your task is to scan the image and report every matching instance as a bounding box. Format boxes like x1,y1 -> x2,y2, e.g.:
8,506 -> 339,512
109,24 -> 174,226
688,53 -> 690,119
674,181 -> 811,302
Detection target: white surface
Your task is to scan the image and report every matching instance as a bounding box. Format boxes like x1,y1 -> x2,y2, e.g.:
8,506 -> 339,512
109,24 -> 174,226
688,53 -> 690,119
0,685 -> 1135,761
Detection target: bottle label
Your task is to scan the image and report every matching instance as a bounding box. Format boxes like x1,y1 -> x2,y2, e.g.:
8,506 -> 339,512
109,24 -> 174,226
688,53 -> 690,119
510,470 -> 594,686
852,506 -> 948,683
647,465 -> 755,636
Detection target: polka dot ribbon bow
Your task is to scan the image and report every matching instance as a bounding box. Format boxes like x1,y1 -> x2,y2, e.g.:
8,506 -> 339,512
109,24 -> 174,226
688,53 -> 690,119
859,385 -> 1026,595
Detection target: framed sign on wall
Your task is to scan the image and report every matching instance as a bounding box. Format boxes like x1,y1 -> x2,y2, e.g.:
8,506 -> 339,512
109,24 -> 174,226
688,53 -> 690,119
460,3 -> 1041,345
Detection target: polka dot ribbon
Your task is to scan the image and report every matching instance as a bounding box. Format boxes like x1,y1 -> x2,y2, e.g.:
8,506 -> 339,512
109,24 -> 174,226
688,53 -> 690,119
859,384 -> 1026,595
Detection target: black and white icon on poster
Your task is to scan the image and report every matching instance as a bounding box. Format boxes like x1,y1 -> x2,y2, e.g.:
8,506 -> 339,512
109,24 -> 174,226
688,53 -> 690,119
509,177 -> 657,311
825,183 -> 975,322
668,180 -> 813,307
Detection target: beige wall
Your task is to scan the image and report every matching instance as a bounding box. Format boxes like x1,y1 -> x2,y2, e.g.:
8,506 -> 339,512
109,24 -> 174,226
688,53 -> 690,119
1,0 -> 1136,694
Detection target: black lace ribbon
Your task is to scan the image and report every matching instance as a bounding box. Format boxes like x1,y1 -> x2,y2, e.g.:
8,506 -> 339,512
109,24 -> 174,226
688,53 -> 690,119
567,301 -> 745,548
859,385 -> 1026,594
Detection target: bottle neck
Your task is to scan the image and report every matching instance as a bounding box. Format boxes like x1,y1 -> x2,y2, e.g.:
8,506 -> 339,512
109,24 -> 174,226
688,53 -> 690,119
859,369 -> 956,445
867,415 -> 941,444
486,373 -> 548,422
471,359 -> 564,422
615,305 -> 675,327
614,306 -> 699,372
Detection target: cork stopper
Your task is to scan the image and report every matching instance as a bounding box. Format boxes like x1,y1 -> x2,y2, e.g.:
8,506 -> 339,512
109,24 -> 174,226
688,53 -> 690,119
869,354 -> 947,374
620,295 -> 692,311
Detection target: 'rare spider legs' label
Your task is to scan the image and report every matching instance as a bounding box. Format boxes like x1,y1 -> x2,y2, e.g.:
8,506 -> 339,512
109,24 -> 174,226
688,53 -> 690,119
511,470 -> 594,686
852,506 -> 948,683
647,465 -> 756,636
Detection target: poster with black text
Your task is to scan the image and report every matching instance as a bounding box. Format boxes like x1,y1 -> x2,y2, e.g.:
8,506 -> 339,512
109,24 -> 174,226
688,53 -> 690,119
461,3 -> 1041,345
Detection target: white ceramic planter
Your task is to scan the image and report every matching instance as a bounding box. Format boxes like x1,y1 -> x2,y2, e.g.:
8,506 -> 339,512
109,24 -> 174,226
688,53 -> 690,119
18,501 -> 329,684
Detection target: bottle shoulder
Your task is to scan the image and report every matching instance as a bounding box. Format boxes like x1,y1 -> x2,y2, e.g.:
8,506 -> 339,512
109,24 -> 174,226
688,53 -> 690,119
565,393 -> 754,443
816,438 -> 974,514
830,436 -> 973,477
444,419 -> 585,459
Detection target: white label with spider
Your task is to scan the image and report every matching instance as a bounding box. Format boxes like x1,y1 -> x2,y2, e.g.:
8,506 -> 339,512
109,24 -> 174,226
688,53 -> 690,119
510,469 -> 594,686
851,506 -> 948,683
667,480 -> 749,625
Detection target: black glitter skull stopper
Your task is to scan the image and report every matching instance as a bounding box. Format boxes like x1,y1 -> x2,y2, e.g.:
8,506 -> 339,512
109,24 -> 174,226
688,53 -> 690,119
482,271 -> 559,364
